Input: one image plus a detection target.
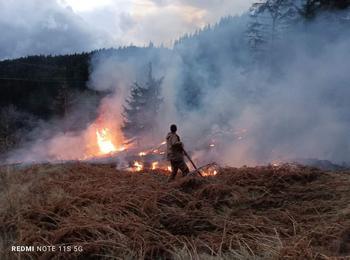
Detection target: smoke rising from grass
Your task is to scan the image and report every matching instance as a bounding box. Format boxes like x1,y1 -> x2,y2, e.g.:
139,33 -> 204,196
4,8 -> 350,166
87,11 -> 350,166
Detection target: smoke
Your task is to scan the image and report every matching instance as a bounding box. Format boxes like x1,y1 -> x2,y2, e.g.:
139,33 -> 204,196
4,7 -> 350,167
3,91 -> 100,163
86,10 -> 350,166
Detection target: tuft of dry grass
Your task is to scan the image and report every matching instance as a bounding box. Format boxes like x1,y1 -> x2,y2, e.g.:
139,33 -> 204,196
1,162 -> 350,259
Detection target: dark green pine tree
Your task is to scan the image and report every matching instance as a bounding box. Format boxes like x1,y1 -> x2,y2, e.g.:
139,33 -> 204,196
247,15 -> 269,64
122,63 -> 163,141
52,81 -> 77,133
247,0 -> 301,66
302,0 -> 350,19
52,81 -> 76,118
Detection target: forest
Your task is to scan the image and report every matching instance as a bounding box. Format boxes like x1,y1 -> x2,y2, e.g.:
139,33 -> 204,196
2,1 -> 350,259
0,0 -> 349,162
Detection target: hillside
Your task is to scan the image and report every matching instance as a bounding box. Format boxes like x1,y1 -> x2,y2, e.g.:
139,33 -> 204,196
1,163 -> 350,259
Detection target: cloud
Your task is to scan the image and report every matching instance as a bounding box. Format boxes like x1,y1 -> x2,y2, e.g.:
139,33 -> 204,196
0,0 -> 255,59
149,0 -> 254,22
79,0 -> 255,46
0,0 -> 114,59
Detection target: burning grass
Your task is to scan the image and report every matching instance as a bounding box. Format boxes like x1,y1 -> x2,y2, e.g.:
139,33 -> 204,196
1,163 -> 350,259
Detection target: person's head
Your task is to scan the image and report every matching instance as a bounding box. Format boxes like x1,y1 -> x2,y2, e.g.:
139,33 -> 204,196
170,124 -> 177,133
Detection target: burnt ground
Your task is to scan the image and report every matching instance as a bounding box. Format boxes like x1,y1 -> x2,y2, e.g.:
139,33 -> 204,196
1,163 -> 350,259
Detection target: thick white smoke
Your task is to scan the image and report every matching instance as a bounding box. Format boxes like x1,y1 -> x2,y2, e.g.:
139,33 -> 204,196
4,8 -> 350,167
86,11 -> 350,166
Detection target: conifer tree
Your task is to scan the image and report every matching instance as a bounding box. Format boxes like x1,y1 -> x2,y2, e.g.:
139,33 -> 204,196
52,81 -> 77,133
248,0 -> 301,64
0,105 -> 36,154
302,0 -> 350,19
122,63 -> 163,141
53,81 -> 74,118
247,14 -> 269,63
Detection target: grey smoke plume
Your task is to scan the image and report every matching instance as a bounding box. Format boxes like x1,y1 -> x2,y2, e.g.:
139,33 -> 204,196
87,11 -> 350,166
5,8 -> 350,167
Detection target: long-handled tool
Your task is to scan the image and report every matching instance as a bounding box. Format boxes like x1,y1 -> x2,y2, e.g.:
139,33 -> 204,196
183,149 -> 203,177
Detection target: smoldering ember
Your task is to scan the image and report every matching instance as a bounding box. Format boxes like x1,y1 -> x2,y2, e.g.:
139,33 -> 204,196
1,1 -> 350,259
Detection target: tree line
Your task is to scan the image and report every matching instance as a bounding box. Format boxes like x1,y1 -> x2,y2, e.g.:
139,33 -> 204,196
0,0 -> 349,155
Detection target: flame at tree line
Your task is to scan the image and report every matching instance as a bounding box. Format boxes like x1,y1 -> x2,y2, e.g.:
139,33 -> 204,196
84,109 -> 173,173
96,128 -> 125,155
84,115 -> 218,176
82,119 -> 125,159
7,94 -> 219,176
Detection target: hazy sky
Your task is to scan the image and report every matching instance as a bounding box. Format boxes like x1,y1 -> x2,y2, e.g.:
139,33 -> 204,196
0,0 -> 254,59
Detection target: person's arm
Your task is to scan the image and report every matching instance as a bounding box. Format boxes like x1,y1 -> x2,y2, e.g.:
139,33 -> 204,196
166,134 -> 177,158
169,135 -> 180,146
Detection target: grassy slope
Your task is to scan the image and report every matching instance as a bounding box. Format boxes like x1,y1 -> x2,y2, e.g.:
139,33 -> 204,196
1,163 -> 350,259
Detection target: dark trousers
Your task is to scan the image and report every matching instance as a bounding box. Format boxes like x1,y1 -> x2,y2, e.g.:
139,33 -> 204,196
169,160 -> 190,181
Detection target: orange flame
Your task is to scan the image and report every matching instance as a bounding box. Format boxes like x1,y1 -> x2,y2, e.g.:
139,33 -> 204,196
201,170 -> 218,177
96,128 -> 118,155
134,161 -> 143,172
139,152 -> 147,157
152,162 -> 159,170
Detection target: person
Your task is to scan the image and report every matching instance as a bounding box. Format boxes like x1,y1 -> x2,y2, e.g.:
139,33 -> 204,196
166,124 -> 190,181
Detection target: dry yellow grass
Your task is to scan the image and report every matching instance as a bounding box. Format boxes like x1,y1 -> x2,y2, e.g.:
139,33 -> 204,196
1,163 -> 350,259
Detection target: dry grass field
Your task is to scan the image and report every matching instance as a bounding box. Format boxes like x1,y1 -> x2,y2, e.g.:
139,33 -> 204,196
1,163 -> 350,259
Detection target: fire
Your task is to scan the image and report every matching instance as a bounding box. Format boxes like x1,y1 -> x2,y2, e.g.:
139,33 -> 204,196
85,98 -> 127,158
128,159 -> 172,172
201,169 -> 218,177
139,152 -> 147,157
199,163 -> 219,177
272,162 -> 280,167
96,128 -> 118,155
152,162 -> 159,170
134,161 -> 143,172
